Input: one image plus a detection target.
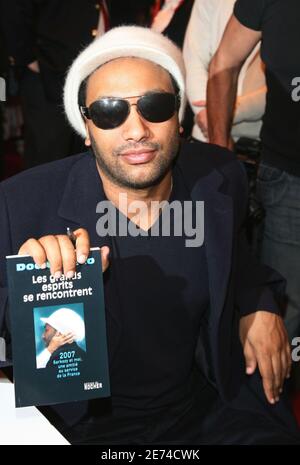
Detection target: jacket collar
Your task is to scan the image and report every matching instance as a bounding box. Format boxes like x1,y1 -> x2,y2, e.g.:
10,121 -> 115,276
58,151 -> 124,366
58,150 -> 104,246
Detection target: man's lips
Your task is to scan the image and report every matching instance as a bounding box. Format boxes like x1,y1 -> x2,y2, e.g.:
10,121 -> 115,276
120,149 -> 157,165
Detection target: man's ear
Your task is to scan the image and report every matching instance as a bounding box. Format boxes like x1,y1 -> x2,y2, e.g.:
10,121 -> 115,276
84,124 -> 91,146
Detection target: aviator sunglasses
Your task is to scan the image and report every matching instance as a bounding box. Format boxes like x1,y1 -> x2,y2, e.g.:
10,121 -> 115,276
80,91 -> 180,130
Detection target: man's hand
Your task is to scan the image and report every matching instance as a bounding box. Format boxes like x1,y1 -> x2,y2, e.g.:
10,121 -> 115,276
239,311 -> 291,404
48,332 -> 74,354
193,99 -> 235,149
27,60 -> 40,73
18,228 -> 110,277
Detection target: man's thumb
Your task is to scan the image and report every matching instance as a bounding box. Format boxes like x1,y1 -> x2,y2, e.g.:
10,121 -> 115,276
244,341 -> 257,375
100,246 -> 110,272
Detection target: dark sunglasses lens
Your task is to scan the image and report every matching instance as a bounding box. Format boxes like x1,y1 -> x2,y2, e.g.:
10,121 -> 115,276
138,93 -> 177,123
90,99 -> 129,129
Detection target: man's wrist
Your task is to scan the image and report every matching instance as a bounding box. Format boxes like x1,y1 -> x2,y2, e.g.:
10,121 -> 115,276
209,133 -> 231,148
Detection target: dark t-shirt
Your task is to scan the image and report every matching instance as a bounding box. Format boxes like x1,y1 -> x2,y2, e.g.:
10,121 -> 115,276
67,164 -> 211,443
109,164 -> 209,414
234,0 -> 300,175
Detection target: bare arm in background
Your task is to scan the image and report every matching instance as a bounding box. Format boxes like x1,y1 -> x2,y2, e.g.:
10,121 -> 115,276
207,15 -> 262,148
183,0 -> 217,139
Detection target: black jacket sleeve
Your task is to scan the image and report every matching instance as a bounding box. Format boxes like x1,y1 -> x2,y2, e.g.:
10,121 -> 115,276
228,160 -> 285,317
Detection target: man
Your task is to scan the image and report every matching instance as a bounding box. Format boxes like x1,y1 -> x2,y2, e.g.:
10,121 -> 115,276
0,26 -> 299,444
206,0 -> 300,340
36,324 -> 74,369
36,307 -> 85,369
0,0 -> 110,168
183,0 -> 266,143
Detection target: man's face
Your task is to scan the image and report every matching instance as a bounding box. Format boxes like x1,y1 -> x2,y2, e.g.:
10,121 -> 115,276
84,57 -> 180,189
42,324 -> 57,347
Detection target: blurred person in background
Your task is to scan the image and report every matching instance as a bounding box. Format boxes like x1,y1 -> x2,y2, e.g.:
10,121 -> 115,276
151,0 -> 195,137
183,0 -> 266,145
206,0 -> 300,343
0,26 -> 6,177
110,0 -> 154,27
151,0 -> 194,48
0,0 -> 110,169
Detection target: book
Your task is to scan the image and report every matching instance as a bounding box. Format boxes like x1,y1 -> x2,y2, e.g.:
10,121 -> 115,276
6,248 -> 111,407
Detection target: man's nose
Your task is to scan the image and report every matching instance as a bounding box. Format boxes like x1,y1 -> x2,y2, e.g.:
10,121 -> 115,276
121,105 -> 150,142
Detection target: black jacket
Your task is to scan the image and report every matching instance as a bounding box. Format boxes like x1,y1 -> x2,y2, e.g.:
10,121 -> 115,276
0,140 -> 289,426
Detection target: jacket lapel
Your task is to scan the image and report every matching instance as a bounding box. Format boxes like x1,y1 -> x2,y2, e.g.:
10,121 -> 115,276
189,168 -> 234,384
57,150 -> 122,365
193,173 -> 233,324
57,151 -> 104,245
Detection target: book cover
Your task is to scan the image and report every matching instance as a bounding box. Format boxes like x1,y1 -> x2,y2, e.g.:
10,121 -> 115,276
6,248 -> 111,407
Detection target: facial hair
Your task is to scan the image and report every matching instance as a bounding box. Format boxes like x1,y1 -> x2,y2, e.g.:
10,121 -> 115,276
89,130 -> 180,190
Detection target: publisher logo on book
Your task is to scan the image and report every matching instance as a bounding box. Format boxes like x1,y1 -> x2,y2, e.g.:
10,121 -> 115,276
0,337 -> 6,362
0,77 -> 5,102
84,381 -> 103,391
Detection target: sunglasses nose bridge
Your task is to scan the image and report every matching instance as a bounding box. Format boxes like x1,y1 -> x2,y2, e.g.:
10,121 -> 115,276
121,101 -> 151,140
128,102 -> 144,121
125,101 -> 146,123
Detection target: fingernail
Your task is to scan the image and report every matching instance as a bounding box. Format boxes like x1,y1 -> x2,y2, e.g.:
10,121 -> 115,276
279,388 -> 283,393
54,271 -> 62,279
66,271 -> 74,279
246,367 -> 252,374
270,398 -> 275,404
77,254 -> 86,264
40,263 -> 47,269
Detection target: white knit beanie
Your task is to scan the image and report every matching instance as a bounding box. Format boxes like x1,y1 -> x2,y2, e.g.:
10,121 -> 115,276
63,25 -> 186,138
